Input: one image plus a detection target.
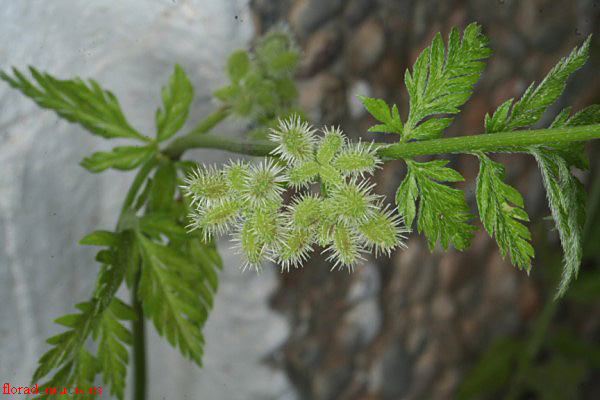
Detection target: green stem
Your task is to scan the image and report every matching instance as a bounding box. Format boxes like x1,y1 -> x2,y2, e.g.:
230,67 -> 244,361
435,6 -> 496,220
115,157 -> 157,398
380,124 -> 600,159
187,106 -> 230,135
131,265 -> 146,400
120,158 -> 157,215
164,134 -> 275,160
163,124 -> 600,160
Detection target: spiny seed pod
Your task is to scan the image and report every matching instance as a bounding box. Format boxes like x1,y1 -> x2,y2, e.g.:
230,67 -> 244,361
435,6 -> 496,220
233,220 -> 267,272
268,114 -> 317,164
286,193 -> 321,230
333,139 -> 382,178
248,200 -> 284,247
192,200 -> 242,241
181,165 -> 231,207
358,204 -> 408,257
316,126 -> 345,165
223,160 -> 250,192
276,227 -> 313,272
325,224 -> 365,272
316,206 -> 337,247
328,179 -> 381,225
242,158 -> 285,206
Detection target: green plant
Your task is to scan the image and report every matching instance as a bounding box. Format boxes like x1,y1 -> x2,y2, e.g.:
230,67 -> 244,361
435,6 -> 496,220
1,23 -> 599,399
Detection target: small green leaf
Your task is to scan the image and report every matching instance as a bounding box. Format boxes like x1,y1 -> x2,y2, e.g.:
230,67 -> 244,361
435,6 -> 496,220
484,98 -> 512,133
481,34 -> 594,296
139,213 -> 188,239
227,50 -> 250,83
255,31 -> 299,77
54,314 -> 81,328
476,154 -> 534,270
395,173 -> 418,227
137,233 -> 210,365
486,35 -> 591,133
568,103 -> 600,125
213,84 -> 240,101
81,146 -> 154,173
409,117 -> 453,140
33,348 -> 100,400
95,249 -> 117,264
155,64 -> 194,142
417,160 -> 464,182
148,162 -> 177,212
397,160 -> 475,250
80,230 -> 120,247
97,298 -> 135,400
545,104 -> 600,170
110,298 -> 137,321
186,238 -> 222,291
532,149 -> 585,298
404,22 -> 490,140
274,78 -> 297,101
357,95 -> 403,134
269,51 -> 300,71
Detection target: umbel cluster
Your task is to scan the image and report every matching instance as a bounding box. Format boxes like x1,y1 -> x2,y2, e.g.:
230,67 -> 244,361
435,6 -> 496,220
182,115 -> 407,271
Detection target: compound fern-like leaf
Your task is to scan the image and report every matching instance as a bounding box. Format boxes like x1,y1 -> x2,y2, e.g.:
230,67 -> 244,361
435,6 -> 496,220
137,234 -> 211,365
485,35 -> 591,133
0,67 -> 148,142
155,64 -> 194,142
476,154 -> 534,270
93,298 -> 136,400
404,22 -> 491,140
396,160 -> 476,250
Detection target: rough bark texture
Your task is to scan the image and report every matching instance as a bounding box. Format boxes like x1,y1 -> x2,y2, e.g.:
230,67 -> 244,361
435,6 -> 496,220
251,0 -> 600,399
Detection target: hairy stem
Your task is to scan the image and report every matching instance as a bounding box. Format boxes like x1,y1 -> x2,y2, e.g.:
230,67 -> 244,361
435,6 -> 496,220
380,124 -> 600,159
164,134 -> 275,159
187,106 -> 230,135
132,265 -> 146,400
164,124 -> 600,160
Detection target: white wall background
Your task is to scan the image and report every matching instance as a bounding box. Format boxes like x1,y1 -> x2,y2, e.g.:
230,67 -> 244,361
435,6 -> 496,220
0,1 -> 295,399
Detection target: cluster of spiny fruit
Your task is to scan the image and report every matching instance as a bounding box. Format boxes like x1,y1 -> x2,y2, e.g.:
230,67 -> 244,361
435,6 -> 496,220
182,115 -> 407,272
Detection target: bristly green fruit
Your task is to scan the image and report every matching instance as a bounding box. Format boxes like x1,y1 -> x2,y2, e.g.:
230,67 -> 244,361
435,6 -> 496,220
268,114 -> 317,164
242,159 -> 286,206
182,115 -> 408,272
